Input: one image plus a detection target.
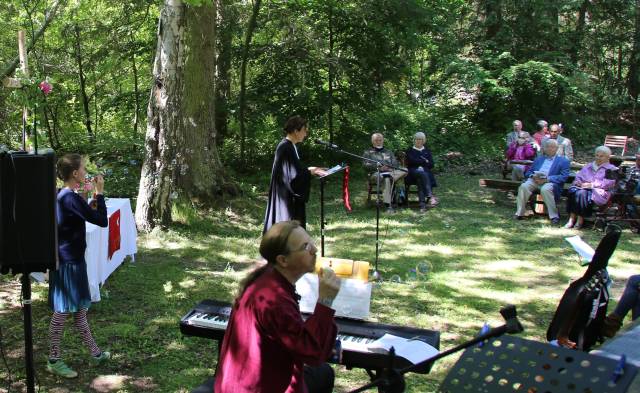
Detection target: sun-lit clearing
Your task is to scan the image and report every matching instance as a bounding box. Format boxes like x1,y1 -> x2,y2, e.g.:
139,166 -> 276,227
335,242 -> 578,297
220,250 -> 252,262
90,375 -> 130,392
166,340 -> 186,350
179,278 -> 196,288
163,281 -> 173,292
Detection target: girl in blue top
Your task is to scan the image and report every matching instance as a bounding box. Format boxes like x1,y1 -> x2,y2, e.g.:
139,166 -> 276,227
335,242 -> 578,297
46,154 -> 110,378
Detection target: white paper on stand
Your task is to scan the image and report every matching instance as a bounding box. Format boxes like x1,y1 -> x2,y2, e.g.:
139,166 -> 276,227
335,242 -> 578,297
322,165 -> 344,177
564,235 -> 595,264
296,273 -> 372,320
367,333 -> 439,364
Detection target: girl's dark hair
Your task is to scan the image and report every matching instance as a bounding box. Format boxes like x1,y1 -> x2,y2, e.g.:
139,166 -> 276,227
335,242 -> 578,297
236,221 -> 301,302
57,154 -> 83,181
283,116 -> 307,135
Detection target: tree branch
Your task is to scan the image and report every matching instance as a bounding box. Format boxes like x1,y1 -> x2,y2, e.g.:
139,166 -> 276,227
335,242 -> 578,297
1,0 -> 66,79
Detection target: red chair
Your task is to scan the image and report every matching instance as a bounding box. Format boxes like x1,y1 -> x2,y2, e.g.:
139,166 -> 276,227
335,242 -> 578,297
604,135 -> 629,156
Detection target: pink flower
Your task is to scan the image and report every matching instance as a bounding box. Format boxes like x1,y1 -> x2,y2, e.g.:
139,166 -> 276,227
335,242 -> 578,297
38,80 -> 52,95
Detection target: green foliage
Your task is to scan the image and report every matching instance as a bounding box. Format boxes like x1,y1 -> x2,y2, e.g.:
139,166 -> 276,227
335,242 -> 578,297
499,61 -> 568,121
1,0 -> 639,192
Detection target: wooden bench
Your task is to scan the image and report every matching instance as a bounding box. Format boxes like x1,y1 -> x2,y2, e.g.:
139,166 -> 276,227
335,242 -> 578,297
479,178 -> 574,215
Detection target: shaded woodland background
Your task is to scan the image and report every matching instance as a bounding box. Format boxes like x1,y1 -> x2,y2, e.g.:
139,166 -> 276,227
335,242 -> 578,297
1,0 -> 640,200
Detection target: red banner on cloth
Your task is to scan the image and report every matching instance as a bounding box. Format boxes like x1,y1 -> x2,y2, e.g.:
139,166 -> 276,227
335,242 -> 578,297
342,166 -> 352,212
108,210 -> 121,260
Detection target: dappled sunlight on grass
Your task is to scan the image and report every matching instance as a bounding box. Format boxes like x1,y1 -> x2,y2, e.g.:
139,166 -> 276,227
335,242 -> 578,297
1,173 -> 638,392
90,375 -> 129,392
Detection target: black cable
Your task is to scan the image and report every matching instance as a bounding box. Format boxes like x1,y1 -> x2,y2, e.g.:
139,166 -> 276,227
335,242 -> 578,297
0,325 -> 14,393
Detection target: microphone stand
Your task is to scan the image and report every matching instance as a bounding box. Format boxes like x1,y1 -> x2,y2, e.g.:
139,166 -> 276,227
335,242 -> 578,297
348,305 -> 524,393
315,142 -> 406,281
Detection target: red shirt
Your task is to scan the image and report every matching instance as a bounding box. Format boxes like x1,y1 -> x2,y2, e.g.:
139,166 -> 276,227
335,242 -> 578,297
215,267 -> 337,393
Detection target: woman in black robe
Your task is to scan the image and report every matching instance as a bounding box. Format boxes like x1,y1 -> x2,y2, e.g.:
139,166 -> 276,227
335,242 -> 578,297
263,116 -> 326,233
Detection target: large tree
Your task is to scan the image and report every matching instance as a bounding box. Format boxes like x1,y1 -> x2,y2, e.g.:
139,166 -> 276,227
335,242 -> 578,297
136,0 -> 224,231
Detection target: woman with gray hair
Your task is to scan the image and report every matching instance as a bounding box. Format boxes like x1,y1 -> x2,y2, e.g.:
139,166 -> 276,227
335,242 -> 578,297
405,132 -> 438,212
565,146 -> 617,229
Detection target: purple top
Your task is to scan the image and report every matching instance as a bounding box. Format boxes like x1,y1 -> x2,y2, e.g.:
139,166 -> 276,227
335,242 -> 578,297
572,162 -> 618,206
506,142 -> 536,161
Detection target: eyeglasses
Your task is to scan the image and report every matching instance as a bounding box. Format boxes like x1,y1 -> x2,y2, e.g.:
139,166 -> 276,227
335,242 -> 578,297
287,242 -> 316,255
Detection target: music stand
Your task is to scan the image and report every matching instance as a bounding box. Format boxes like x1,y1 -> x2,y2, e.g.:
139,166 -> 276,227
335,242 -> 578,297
317,164 -> 348,256
314,142 -> 406,280
439,335 -> 638,393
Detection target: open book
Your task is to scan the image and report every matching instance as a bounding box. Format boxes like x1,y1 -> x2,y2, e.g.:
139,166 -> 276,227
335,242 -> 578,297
367,333 -> 439,364
296,273 -> 372,320
565,235 -> 595,265
319,164 -> 346,177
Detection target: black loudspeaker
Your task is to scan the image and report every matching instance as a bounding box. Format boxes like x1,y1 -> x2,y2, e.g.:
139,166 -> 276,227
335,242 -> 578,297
0,149 -> 58,275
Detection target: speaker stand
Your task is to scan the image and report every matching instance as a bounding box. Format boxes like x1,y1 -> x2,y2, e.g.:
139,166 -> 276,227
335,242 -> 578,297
21,272 -> 36,393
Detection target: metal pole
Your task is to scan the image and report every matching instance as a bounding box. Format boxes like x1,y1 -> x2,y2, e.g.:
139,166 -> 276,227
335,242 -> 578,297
372,166 -> 382,281
320,177 -> 325,257
21,273 -> 35,393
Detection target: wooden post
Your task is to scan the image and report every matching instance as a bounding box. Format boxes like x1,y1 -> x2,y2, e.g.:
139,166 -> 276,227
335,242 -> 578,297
18,30 -> 29,150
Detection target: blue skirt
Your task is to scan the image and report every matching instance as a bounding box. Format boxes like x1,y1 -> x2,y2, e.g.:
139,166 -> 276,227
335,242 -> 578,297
567,187 -> 594,217
48,259 -> 92,313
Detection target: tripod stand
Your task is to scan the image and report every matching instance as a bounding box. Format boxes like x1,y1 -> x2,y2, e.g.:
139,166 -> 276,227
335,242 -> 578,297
314,141 -> 406,281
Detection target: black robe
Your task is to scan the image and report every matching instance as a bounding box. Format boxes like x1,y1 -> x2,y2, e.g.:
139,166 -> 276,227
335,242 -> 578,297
263,138 -> 311,233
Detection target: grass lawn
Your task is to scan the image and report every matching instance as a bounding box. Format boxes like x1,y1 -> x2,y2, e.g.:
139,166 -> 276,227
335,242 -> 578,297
1,170 -> 638,392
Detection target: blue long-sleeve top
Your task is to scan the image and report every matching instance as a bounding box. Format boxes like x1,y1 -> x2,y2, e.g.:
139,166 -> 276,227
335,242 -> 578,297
57,188 -> 108,264
405,146 -> 434,171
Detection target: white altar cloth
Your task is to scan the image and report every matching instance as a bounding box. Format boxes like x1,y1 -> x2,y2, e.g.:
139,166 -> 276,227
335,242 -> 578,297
85,198 -> 137,301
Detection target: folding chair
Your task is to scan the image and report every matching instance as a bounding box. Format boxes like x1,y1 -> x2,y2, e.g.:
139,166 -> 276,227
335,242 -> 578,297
604,135 -> 629,156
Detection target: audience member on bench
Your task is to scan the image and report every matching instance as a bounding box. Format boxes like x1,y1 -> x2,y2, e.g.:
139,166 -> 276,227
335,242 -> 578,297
564,146 -> 617,229
532,120 -> 549,151
602,274 -> 640,338
506,134 -> 536,181
514,139 -> 570,225
505,120 -> 533,149
542,123 -> 573,162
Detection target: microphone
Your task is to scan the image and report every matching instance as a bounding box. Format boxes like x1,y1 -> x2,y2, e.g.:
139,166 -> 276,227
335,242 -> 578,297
315,139 -> 339,149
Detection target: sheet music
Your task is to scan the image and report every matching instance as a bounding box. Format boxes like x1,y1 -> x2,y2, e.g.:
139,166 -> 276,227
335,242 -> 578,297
320,164 -> 344,177
565,235 -> 595,265
367,333 -> 439,364
296,273 -> 371,320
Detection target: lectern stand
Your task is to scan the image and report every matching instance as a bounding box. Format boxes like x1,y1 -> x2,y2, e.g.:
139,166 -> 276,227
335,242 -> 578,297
318,164 -> 348,256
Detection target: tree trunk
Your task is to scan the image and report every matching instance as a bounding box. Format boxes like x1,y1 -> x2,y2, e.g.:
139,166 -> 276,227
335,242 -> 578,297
73,25 -> 94,141
238,0 -> 262,162
571,0 -> 589,64
629,0 -> 640,101
484,0 -> 502,40
131,50 -> 140,137
214,0 -> 233,143
136,0 -> 223,232
327,2 -> 334,143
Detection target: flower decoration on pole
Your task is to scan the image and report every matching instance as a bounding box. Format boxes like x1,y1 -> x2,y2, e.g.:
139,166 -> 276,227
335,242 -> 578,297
38,80 -> 53,95
11,70 -> 54,109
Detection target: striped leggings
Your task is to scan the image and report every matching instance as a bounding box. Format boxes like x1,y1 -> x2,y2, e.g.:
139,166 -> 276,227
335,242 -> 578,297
48,309 -> 101,359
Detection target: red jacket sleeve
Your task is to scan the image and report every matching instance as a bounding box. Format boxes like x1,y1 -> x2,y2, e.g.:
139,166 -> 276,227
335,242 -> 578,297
260,299 -> 338,366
